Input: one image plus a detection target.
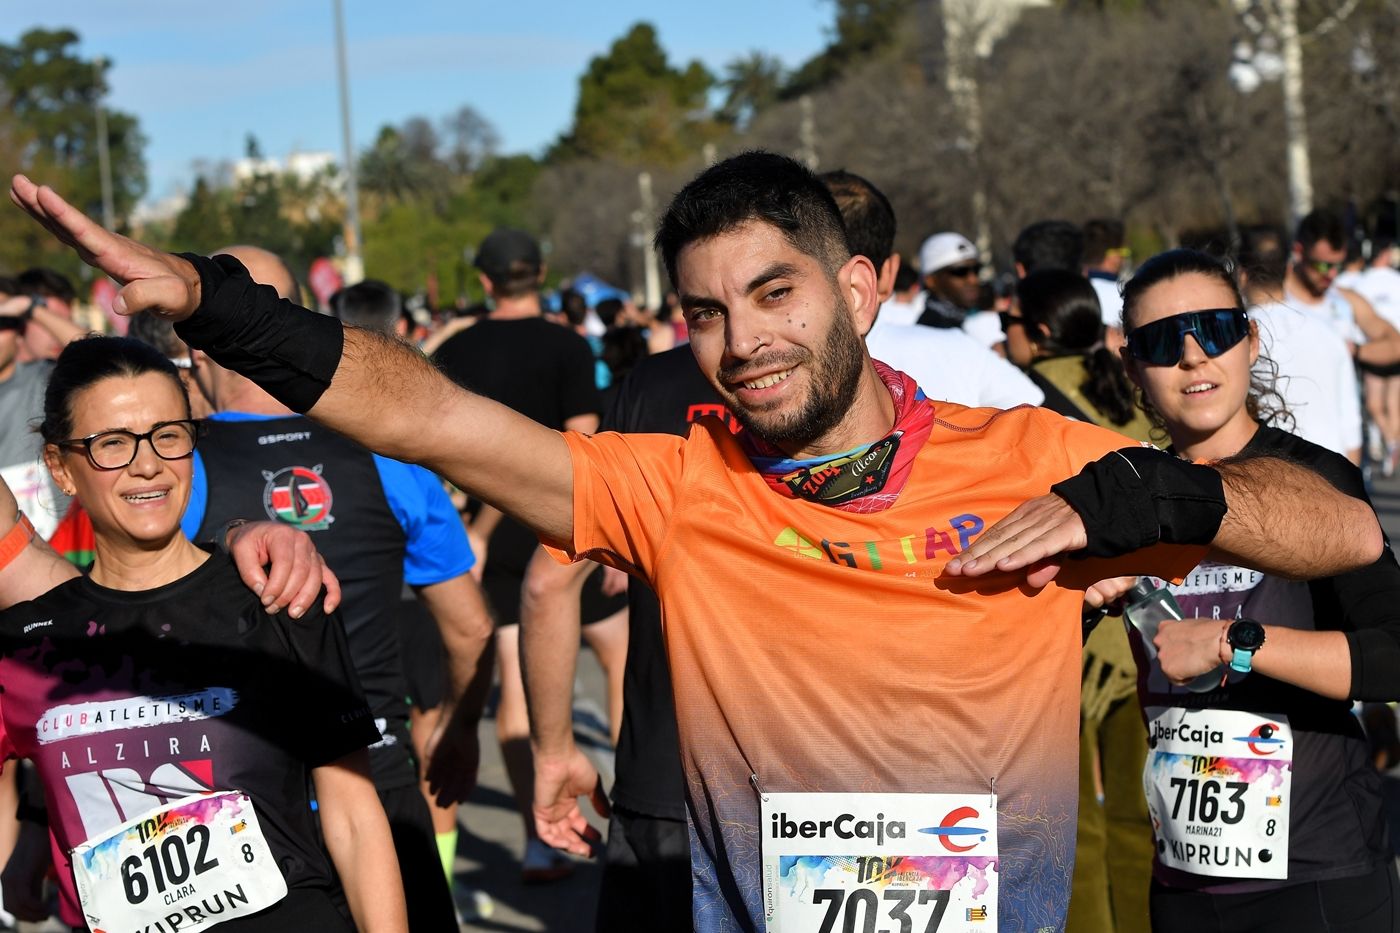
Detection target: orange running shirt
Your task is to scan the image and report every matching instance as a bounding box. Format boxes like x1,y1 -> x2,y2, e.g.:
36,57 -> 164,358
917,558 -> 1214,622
555,401 -> 1202,932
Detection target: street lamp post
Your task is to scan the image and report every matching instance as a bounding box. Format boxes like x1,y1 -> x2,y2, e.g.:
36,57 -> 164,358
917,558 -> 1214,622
93,57 -> 116,230
332,0 -> 365,284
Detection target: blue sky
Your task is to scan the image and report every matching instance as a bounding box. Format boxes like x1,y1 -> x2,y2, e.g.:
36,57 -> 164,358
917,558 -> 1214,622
5,1 -> 832,205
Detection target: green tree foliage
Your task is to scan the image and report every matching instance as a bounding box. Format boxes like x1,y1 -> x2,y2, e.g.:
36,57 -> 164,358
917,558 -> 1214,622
720,52 -> 787,129
554,22 -> 723,165
0,28 -> 146,279
161,168 -> 341,280
782,0 -> 913,97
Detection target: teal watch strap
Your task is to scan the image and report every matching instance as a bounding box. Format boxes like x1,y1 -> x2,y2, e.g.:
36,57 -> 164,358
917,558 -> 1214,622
1230,646 -> 1254,674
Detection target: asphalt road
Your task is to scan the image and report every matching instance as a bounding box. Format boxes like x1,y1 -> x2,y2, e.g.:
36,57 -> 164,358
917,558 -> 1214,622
453,649 -> 612,933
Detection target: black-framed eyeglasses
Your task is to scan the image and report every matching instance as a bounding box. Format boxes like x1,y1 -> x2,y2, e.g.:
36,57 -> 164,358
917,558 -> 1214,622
56,420 -> 203,471
1125,308 -> 1250,366
940,264 -> 981,279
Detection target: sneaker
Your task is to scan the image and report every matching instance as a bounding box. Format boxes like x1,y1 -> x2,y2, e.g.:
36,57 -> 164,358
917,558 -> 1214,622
520,838 -> 574,884
453,884 -> 495,924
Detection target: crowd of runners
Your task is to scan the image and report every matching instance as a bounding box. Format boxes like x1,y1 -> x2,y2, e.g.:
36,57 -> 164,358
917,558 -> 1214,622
0,150 -> 1397,933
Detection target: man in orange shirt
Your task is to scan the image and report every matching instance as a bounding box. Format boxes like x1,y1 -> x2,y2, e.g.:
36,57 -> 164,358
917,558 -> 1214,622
9,155 -> 1382,933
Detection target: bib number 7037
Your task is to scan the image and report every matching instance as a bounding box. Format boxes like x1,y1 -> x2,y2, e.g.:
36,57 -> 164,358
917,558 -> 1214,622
813,887 -> 951,933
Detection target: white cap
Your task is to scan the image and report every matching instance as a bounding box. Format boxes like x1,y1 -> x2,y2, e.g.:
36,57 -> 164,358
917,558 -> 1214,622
919,233 -> 979,274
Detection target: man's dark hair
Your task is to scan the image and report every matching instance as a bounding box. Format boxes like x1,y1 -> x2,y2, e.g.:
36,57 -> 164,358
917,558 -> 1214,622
819,169 -> 895,268
126,313 -> 187,359
1081,219 -> 1125,267
1238,225 -> 1289,291
17,267 -> 76,303
328,280 -> 403,336
1294,210 -> 1347,253
893,262 -> 919,293
558,288 -> 587,328
655,150 -> 850,288
0,276 -> 18,298
1012,221 -> 1084,276
595,297 -> 624,329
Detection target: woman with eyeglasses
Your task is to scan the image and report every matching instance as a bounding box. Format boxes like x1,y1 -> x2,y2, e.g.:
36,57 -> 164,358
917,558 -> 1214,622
1115,250 -> 1400,932
0,336 -> 407,932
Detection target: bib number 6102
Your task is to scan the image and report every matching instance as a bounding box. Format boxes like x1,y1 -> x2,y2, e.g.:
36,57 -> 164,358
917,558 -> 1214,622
120,824 -> 223,905
813,887 -> 951,933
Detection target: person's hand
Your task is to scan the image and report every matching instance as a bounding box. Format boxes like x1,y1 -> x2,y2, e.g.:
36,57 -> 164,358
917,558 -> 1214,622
1084,576 -> 1138,611
0,296 -> 30,318
9,175 -> 201,321
423,710 -> 480,806
1155,617 -> 1229,685
600,564 -> 629,597
227,521 -> 342,617
533,745 -> 609,857
944,493 -> 1086,588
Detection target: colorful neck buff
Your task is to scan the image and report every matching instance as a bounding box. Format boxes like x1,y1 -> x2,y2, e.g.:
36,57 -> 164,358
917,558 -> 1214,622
744,361 -> 935,513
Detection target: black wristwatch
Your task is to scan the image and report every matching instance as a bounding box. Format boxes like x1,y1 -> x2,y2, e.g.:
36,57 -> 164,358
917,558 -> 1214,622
1226,618 -> 1267,674
23,296 -> 44,320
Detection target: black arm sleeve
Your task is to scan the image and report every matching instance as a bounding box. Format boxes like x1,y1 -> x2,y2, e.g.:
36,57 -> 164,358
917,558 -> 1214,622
173,253 -> 345,413
1049,446 -> 1227,558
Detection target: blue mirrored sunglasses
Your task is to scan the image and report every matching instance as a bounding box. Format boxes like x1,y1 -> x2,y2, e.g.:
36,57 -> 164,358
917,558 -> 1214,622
1125,308 -> 1250,366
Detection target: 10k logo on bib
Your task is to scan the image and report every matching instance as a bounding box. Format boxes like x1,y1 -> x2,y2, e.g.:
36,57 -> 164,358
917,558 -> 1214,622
72,791 -> 287,931
760,792 -> 999,932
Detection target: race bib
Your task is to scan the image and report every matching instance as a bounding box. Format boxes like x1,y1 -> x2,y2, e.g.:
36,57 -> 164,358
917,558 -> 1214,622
760,792 -> 999,932
1143,707 -> 1292,880
72,791 -> 287,931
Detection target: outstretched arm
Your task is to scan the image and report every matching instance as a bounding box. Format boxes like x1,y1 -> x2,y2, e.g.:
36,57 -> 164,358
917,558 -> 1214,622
947,450 -> 1382,587
8,176 -> 576,544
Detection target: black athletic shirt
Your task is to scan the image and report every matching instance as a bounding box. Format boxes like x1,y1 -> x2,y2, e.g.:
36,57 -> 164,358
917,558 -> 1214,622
601,346 -> 736,820
191,417 -> 422,790
433,317 -> 602,620
0,551 -> 377,929
1139,425 -> 1400,892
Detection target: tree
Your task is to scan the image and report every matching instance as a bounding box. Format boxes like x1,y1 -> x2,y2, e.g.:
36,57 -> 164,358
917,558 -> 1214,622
0,28 -> 146,279
442,105 -> 500,174
554,22 -> 723,165
0,29 -> 145,222
783,0 -> 914,97
358,123 -> 452,208
720,53 -> 786,129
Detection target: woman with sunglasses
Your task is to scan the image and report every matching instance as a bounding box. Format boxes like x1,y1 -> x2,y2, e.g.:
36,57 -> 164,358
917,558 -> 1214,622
0,336 -> 408,932
1116,250 -> 1400,932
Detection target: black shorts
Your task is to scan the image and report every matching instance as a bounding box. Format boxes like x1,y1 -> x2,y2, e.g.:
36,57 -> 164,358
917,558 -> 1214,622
595,805 -> 691,932
1150,861 -> 1400,933
398,595 -> 447,711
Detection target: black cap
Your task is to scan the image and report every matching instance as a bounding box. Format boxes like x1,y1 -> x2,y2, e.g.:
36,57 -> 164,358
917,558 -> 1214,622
474,228 -> 542,282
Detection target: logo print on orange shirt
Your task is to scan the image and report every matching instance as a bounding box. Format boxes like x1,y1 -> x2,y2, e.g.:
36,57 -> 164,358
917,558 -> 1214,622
261,465 -> 334,530
774,513 -> 984,572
